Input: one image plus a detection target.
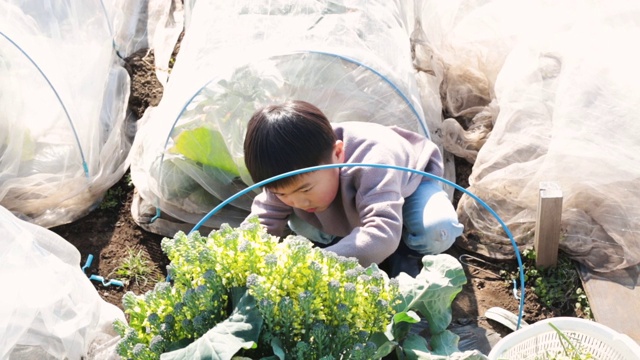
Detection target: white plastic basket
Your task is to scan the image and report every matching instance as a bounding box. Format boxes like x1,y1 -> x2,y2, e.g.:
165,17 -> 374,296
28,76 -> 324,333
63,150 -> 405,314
488,317 -> 640,360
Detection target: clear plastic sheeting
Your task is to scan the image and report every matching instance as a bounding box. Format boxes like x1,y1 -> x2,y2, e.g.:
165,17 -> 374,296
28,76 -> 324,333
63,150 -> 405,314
444,0 -> 640,272
129,0 -> 430,235
106,0 -> 184,85
0,0 -> 130,228
408,0 -> 554,163
0,205 -> 123,359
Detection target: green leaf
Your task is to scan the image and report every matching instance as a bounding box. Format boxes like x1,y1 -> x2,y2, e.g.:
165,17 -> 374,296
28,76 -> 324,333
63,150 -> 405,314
396,254 -> 467,335
171,127 -> 240,176
428,330 -> 460,356
402,333 -> 431,360
387,310 -> 421,341
270,337 -> 286,360
160,291 -> 262,360
393,310 -> 421,325
229,286 -> 249,309
369,332 -> 398,359
402,333 -> 490,359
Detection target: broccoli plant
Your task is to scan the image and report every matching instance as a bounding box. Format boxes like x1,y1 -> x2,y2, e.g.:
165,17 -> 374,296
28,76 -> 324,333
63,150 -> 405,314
114,216 -> 487,360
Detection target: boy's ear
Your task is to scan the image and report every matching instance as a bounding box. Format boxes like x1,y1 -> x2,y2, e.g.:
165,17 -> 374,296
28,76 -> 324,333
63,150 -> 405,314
334,140 -> 345,162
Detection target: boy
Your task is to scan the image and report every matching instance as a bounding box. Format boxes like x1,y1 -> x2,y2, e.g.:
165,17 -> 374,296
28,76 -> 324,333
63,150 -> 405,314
243,100 -> 463,277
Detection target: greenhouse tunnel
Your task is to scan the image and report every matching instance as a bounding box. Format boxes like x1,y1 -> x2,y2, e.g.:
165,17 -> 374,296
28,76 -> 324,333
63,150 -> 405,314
128,0 -> 452,236
0,0 -> 132,228
2,0 -> 640,358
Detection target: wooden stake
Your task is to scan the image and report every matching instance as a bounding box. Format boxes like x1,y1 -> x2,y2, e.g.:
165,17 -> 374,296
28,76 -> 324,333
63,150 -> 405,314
534,182 -> 563,268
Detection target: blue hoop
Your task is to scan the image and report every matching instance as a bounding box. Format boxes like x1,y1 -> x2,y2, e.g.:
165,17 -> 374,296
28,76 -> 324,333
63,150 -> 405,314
190,162 -> 526,329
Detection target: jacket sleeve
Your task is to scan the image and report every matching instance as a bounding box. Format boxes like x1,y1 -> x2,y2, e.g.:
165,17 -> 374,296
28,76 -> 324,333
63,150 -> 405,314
326,198 -> 403,267
247,189 -> 292,237
325,168 -> 406,267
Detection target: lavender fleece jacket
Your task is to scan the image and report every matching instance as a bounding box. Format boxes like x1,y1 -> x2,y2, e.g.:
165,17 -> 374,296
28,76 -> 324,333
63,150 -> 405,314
249,121 -> 444,266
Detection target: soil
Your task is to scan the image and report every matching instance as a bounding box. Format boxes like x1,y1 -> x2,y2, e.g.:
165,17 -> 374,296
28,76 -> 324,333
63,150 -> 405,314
50,47 -> 581,354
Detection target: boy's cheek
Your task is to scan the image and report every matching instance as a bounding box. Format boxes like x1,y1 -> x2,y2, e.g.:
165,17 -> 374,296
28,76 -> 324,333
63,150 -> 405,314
278,196 -> 296,208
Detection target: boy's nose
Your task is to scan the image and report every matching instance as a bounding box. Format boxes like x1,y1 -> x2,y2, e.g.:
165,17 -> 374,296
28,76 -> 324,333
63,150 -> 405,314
291,196 -> 309,209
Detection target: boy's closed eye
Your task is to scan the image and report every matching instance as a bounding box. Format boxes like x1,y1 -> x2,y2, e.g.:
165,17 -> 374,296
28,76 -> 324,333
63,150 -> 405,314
271,182 -> 314,196
272,187 -> 311,196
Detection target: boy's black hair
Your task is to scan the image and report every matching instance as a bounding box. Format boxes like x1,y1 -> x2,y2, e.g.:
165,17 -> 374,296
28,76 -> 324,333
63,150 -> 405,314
243,100 -> 337,189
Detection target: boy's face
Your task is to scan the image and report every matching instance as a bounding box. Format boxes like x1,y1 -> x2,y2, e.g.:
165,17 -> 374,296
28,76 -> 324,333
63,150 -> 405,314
269,141 -> 344,213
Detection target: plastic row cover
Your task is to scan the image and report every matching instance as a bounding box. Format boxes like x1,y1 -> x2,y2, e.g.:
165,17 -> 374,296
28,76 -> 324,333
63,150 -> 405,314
129,0 -> 430,235
0,0 -> 130,228
108,0 -> 184,85
0,0 -> 184,228
426,0 -> 640,272
0,205 -> 123,359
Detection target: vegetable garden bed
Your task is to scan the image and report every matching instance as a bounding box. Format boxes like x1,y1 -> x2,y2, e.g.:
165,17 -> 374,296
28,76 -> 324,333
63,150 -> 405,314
50,42 -> 592,359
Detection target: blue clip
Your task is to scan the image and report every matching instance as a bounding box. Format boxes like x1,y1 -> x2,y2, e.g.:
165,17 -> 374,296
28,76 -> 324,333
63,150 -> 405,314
81,254 -> 94,273
89,274 -> 125,287
81,254 -> 124,287
512,279 -> 521,300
